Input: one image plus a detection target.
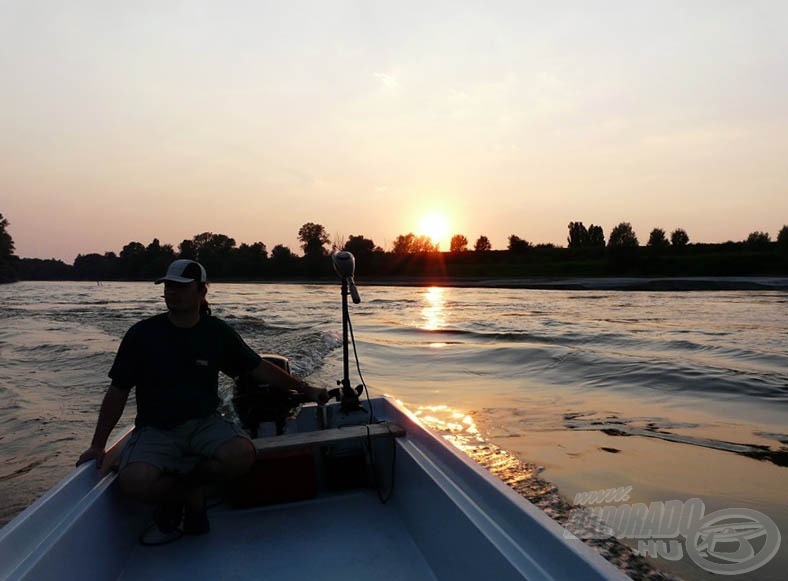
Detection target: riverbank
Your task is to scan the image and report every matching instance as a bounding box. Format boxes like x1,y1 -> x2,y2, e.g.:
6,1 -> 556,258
355,275 -> 788,291
151,274 -> 788,291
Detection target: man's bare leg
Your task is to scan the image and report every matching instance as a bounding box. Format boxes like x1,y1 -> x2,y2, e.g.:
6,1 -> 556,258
117,462 -> 178,504
118,436 -> 256,534
118,436 -> 255,502
179,436 -> 256,532
192,436 -> 256,484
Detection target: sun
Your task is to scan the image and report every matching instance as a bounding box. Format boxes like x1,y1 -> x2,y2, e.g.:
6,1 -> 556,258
418,212 -> 450,249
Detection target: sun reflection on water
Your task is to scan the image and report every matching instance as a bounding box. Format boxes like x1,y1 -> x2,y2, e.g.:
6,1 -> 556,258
407,402 -> 574,523
421,287 -> 446,332
411,403 -> 482,454
407,402 -> 560,504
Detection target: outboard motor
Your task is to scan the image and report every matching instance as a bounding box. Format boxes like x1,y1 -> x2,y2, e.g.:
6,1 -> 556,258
232,354 -> 303,437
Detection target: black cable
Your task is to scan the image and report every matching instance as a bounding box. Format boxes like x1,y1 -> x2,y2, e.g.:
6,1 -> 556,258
365,423 -> 397,504
347,303 -> 397,503
346,308 -> 374,423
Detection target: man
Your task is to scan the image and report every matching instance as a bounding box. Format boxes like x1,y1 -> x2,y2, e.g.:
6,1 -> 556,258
77,259 -> 326,544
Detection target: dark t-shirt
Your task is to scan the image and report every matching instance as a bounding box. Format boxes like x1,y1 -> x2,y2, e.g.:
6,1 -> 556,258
109,313 -> 262,428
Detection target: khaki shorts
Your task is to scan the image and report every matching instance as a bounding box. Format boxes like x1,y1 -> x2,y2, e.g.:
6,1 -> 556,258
119,414 -> 252,475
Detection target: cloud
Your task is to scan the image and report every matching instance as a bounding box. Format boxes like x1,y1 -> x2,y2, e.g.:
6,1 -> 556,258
373,72 -> 400,89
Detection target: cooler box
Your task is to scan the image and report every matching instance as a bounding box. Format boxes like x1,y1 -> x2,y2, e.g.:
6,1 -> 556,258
227,448 -> 317,507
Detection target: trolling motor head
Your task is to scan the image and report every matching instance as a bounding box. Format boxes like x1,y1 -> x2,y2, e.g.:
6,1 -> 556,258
332,250 -> 356,278
332,251 -> 360,304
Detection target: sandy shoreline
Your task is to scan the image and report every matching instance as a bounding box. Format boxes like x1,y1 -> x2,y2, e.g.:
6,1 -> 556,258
212,275 -> 788,291
356,276 -> 788,291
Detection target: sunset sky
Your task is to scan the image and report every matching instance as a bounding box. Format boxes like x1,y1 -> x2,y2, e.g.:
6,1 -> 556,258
2,1 -> 787,262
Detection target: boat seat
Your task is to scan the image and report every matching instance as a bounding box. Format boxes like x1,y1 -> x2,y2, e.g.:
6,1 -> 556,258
252,421 -> 405,454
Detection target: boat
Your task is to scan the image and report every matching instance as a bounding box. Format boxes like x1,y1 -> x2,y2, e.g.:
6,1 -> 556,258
0,394 -> 628,580
0,253 -> 627,580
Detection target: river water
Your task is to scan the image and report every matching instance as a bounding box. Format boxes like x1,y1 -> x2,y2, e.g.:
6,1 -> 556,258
1,281 -> 786,579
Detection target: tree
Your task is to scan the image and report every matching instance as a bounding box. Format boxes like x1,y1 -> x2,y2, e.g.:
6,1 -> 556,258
647,228 -> 669,248
450,234 -> 468,253
188,232 -> 237,277
777,225 -> 788,256
270,244 -> 296,272
191,232 -> 236,256
0,213 -> 16,261
670,228 -> 689,247
474,235 -> 492,252
392,233 -> 436,254
178,238 -> 197,260
392,233 -> 415,254
608,222 -> 639,248
298,222 -> 330,257
271,244 -> 294,260
344,235 -> 378,259
119,241 -> 147,278
778,225 -> 788,245
331,232 -> 347,254
607,223 -> 639,270
16,258 -> 72,280
413,235 -> 436,253
588,225 -> 605,247
0,213 -> 18,282
232,242 -> 268,277
73,252 -> 118,280
507,234 -> 531,253
745,231 -> 771,249
567,222 -> 589,248
144,238 -> 176,278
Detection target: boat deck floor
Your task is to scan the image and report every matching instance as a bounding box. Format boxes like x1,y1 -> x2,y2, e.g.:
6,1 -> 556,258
118,490 -> 437,581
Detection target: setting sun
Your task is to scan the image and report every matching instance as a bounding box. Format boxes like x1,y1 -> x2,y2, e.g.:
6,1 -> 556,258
418,212 -> 450,249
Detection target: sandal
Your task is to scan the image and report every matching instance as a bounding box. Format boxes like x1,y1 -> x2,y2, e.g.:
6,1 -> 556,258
139,501 -> 184,546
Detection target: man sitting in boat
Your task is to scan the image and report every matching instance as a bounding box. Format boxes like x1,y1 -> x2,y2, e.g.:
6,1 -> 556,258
77,259 -> 327,544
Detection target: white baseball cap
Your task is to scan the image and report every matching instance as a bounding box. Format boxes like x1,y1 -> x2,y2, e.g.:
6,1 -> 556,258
155,259 -> 207,284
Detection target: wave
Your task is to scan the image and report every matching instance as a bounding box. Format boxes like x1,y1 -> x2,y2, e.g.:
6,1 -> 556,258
543,348 -> 788,402
368,298 -> 420,305
0,456 -> 52,483
564,411 -> 788,467
357,330 -> 788,403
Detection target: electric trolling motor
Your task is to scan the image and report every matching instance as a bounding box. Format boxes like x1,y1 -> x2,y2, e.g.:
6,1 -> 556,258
324,251 -> 372,489
331,251 -> 364,413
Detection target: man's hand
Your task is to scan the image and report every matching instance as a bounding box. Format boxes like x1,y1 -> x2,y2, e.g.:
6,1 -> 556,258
303,384 -> 329,405
76,445 -> 105,469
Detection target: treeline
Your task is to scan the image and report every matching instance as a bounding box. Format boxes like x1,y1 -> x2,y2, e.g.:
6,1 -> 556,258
2,215 -> 788,282
0,213 -> 19,283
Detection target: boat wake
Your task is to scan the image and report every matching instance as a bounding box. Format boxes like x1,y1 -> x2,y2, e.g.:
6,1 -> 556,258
564,412 -> 788,467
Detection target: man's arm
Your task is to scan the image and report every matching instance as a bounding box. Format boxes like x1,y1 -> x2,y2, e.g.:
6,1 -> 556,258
247,359 -> 328,404
76,385 -> 130,468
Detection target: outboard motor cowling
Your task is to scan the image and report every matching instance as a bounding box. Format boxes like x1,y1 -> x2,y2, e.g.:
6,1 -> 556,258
232,354 -> 303,437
